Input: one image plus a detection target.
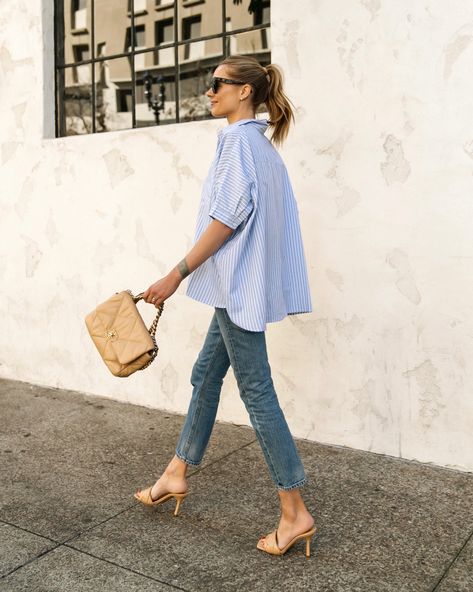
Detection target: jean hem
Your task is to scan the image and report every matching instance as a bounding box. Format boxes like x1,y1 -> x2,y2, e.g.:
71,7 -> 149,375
175,449 -> 202,467
276,477 -> 307,491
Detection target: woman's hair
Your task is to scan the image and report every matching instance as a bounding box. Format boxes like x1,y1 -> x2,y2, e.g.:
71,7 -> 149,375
218,54 -> 295,147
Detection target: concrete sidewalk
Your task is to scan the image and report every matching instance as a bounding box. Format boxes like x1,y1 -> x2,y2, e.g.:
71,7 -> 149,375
0,378 -> 472,592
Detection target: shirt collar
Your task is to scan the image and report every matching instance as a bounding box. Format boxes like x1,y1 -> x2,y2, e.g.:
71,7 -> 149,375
218,118 -> 269,138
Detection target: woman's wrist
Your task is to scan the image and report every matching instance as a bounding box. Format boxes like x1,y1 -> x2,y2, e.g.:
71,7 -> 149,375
168,266 -> 183,284
175,258 -> 190,280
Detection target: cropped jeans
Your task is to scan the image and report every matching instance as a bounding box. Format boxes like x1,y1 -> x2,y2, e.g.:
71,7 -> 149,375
175,308 -> 307,491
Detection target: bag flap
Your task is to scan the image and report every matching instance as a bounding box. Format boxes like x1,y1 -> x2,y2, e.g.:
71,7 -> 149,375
85,291 -> 154,365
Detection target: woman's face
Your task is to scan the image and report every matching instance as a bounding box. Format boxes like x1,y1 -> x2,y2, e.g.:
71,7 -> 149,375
206,65 -> 253,120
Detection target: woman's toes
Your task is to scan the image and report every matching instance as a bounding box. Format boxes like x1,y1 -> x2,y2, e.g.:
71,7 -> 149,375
257,537 -> 267,550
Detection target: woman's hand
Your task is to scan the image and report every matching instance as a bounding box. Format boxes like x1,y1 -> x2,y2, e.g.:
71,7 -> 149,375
143,268 -> 182,308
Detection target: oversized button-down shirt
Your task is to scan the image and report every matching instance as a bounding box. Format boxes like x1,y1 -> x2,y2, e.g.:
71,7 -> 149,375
186,118 -> 312,331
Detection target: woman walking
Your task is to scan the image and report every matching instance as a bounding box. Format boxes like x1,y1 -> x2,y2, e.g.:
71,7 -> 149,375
135,55 -> 316,557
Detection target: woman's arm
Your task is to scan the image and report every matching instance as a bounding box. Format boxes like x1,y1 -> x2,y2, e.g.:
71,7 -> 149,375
143,219 -> 233,306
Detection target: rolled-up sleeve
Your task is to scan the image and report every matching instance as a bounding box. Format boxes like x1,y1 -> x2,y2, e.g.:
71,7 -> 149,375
209,129 -> 256,230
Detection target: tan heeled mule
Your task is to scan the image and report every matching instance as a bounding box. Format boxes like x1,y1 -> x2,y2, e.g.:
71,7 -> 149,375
134,486 -> 188,516
256,526 -> 317,558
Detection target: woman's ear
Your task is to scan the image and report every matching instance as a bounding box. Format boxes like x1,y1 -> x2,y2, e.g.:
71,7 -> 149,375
241,83 -> 253,101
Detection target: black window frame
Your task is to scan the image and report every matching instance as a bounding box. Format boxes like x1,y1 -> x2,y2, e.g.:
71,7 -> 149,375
53,0 -> 271,137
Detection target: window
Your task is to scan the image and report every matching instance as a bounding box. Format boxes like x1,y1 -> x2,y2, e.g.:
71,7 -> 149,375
73,44 -> 90,62
117,88 -> 132,112
182,16 -> 203,60
254,0 -> 270,50
182,15 -> 201,40
128,0 -> 147,12
72,0 -> 87,30
73,44 -> 90,83
124,24 -> 146,67
156,18 -> 173,44
54,0 -> 271,136
125,25 -> 146,52
155,18 -> 174,65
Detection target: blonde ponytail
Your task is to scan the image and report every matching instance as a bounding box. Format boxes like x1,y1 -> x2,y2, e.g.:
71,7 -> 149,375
264,64 -> 295,147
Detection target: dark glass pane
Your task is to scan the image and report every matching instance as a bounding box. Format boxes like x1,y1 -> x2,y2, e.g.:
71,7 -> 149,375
135,49 -> 176,127
135,25 -> 146,47
94,0 -> 129,57
254,0 -> 270,26
227,27 -> 270,57
155,17 -> 174,46
182,15 -> 200,41
63,0 -> 91,66
72,0 -> 88,29
94,57 -> 133,133
124,23 -> 147,52
62,64 -> 93,135
154,39 -> 174,67
72,43 -> 90,64
179,32 -> 205,63
225,0 -> 255,34
178,0 -> 222,42
179,45 -> 221,122
134,43 -> 155,71
262,4 -> 270,25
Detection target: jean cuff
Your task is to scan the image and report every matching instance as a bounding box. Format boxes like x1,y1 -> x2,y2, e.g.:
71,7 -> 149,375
276,476 -> 307,491
175,449 -> 202,467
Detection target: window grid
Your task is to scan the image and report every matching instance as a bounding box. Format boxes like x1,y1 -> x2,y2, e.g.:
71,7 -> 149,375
54,0 -> 270,136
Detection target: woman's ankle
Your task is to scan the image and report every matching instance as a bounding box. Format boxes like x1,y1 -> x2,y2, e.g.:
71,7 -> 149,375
164,455 -> 188,478
278,489 -> 311,520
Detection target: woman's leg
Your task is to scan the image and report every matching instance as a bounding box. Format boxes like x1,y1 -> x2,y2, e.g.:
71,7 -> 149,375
215,308 -> 305,489
214,308 -> 314,549
175,310 -> 230,465
144,311 -> 230,500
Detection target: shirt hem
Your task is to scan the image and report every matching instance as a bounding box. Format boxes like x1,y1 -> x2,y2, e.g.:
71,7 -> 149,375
186,292 -> 312,331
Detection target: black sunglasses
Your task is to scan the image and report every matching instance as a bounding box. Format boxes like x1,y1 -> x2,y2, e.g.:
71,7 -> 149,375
210,76 -> 246,94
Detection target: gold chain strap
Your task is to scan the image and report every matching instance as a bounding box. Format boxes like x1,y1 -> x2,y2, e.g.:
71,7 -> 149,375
127,290 -> 165,371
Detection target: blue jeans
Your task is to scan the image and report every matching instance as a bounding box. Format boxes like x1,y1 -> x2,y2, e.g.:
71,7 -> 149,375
175,308 -> 307,490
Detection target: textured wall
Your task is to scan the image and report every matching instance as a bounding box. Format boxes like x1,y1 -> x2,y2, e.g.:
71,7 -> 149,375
1,0 -> 473,471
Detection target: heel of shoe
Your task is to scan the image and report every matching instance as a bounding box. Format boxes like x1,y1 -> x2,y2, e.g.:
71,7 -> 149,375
304,529 -> 317,558
305,535 -> 311,558
173,493 -> 187,516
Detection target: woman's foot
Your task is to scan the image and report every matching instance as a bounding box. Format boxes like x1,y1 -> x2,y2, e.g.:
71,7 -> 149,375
136,455 -> 189,501
148,472 -> 188,501
258,487 -> 315,552
258,510 -> 315,551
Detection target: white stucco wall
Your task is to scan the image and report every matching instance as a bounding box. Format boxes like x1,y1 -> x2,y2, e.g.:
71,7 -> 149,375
1,0 -> 473,472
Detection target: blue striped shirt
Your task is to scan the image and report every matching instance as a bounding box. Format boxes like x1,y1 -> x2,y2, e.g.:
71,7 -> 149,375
186,117 -> 312,331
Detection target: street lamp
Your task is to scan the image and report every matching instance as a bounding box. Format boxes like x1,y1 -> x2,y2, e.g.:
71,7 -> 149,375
143,72 -> 166,125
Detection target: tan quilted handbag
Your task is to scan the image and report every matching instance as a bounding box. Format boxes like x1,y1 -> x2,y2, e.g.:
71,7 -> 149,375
85,290 -> 164,378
